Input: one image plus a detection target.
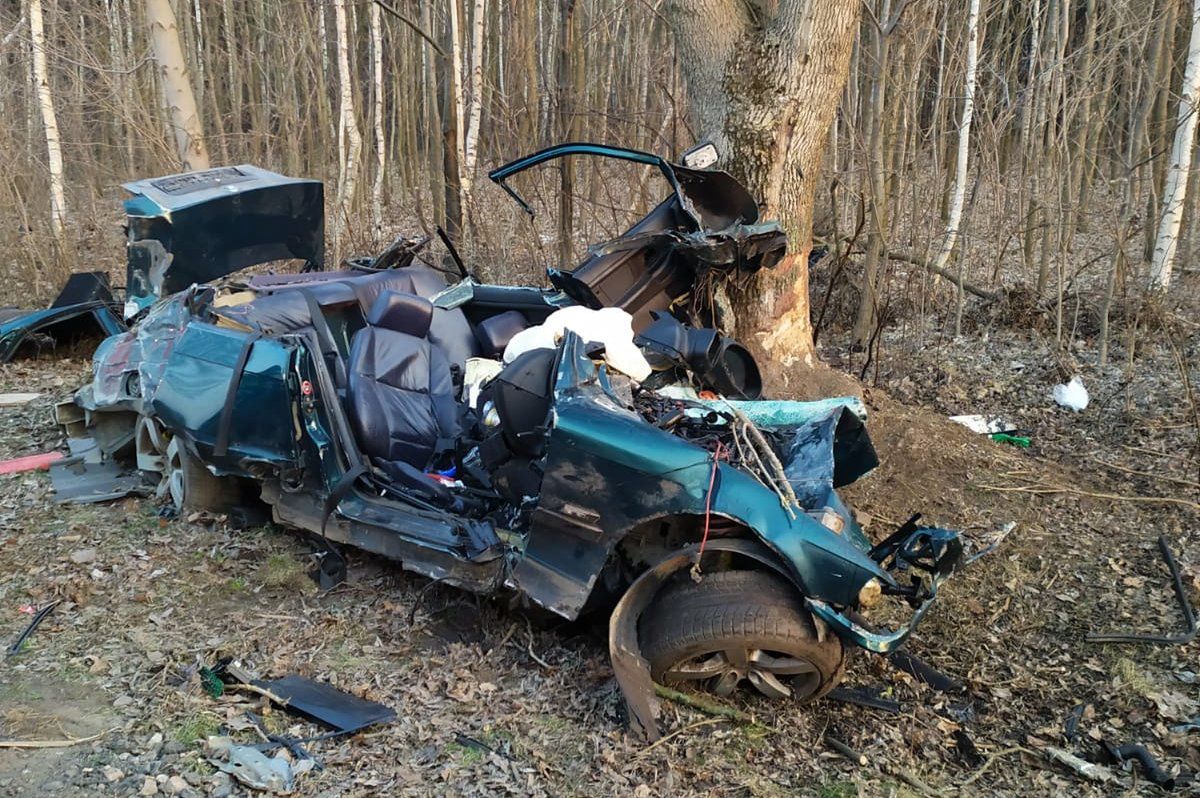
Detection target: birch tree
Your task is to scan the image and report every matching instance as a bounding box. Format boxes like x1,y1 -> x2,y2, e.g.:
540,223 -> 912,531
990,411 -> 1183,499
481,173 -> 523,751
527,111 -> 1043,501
333,0 -> 362,236
667,0 -> 861,364
933,0 -> 980,334
28,0 -> 68,238
145,0 -> 209,170
1150,0 -> 1200,289
370,0 -> 385,231
461,0 -> 485,208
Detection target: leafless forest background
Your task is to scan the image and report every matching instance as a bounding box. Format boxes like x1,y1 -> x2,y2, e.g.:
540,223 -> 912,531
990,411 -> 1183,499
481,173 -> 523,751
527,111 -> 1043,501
0,0 -> 1196,363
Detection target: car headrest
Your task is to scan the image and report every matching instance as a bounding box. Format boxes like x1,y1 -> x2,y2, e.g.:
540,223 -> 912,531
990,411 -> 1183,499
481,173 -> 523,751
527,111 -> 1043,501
367,290 -> 433,338
474,310 -> 529,358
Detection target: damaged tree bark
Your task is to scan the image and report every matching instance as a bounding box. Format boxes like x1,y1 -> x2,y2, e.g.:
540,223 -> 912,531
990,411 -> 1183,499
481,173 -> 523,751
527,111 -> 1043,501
668,0 -> 861,365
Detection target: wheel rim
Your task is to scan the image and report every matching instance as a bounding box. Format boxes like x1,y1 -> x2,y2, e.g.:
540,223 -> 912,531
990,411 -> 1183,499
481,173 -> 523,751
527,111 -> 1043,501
164,438 -> 185,510
664,647 -> 822,700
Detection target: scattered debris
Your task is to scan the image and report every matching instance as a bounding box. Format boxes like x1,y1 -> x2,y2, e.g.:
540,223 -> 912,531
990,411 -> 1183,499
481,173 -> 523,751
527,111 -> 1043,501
953,729 -> 984,768
0,392 -> 41,406
965,521 -> 1017,565
5,599 -> 60,656
0,451 -> 64,475
1052,376 -> 1089,412
1063,704 -> 1086,742
250,674 -> 395,733
205,736 -> 295,793
949,414 -> 1016,434
1086,535 -> 1197,645
826,686 -> 902,714
887,650 -> 966,693
1101,741 -> 1182,789
49,450 -> 150,504
1043,745 -> 1117,783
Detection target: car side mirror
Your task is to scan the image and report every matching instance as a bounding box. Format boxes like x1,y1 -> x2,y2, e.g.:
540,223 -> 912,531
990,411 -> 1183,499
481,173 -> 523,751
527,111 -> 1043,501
680,142 -> 719,170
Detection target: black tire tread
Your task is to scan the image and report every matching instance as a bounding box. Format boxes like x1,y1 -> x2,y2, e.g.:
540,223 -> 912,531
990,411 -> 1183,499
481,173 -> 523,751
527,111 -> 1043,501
640,569 -> 845,702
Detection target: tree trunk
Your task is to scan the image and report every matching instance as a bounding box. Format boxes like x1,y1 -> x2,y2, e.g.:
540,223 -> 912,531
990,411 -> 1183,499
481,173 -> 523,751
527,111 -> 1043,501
668,0 -> 861,365
332,0 -> 362,239
1150,0 -> 1200,289
370,0 -> 385,232
936,0 -> 981,337
28,0 -> 68,238
461,0 -> 485,207
145,0 -> 210,171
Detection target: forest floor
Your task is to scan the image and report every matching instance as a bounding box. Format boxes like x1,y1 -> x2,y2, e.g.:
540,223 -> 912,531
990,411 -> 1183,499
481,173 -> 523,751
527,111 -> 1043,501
0,278 -> 1195,797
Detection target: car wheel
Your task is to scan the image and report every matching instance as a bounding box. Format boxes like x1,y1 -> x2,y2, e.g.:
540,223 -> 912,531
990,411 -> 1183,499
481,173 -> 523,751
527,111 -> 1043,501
163,437 -> 240,513
640,569 -> 845,701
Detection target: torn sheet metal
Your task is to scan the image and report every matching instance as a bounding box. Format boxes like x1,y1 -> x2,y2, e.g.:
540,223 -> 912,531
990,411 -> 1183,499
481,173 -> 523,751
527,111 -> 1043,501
251,675 -> 395,733
49,444 -> 150,504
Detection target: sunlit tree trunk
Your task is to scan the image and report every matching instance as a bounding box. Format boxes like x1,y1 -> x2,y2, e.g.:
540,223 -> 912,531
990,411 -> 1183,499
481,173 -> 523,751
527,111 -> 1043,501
28,0 -> 68,238
332,0 -> 362,238
1150,0 -> 1200,289
370,0 -> 385,231
668,0 -> 861,365
461,0 -> 485,208
145,0 -> 210,170
934,0 -> 980,335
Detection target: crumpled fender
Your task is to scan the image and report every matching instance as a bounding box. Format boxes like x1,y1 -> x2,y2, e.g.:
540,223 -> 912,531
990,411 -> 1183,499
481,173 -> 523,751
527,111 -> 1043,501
608,538 -> 791,742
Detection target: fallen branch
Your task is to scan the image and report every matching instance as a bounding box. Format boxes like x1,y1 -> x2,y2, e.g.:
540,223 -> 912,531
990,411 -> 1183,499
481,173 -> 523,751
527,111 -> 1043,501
883,247 -> 999,301
959,746 -> 1034,787
825,734 -> 867,766
0,730 -> 109,749
1043,745 -> 1116,784
653,684 -> 752,724
972,482 -> 1200,513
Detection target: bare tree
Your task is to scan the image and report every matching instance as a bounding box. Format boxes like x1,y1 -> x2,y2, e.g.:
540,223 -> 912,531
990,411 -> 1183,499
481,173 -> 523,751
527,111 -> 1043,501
1151,0 -> 1200,289
333,0 -> 362,238
936,0 -> 980,335
668,0 -> 861,364
145,0 -> 209,170
27,0 -> 67,238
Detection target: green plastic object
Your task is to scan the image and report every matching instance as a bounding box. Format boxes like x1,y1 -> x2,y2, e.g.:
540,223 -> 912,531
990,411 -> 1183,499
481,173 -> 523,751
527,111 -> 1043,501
199,666 -> 225,698
990,432 -> 1030,448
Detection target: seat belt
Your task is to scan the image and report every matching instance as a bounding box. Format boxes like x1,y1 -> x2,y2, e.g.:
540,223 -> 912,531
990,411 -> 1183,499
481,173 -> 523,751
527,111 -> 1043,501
297,289 -> 347,387
314,462 -> 370,590
213,332 -> 262,458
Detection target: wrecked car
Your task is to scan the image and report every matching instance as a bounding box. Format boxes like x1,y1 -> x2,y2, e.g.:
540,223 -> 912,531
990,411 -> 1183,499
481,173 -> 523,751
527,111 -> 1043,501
57,144 -> 962,740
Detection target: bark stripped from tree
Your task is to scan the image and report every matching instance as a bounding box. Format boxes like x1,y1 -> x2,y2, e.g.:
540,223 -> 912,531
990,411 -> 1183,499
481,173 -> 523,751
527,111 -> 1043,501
28,0 -> 67,238
145,0 -> 209,171
669,0 -> 862,365
1151,0 -> 1200,289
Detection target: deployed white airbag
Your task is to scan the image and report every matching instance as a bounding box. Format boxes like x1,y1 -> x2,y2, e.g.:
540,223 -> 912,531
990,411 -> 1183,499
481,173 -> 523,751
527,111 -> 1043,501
502,306 -> 652,381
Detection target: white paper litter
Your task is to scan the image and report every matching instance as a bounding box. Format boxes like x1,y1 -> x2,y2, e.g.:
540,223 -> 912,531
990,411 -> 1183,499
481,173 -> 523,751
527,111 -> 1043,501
1052,376 -> 1089,412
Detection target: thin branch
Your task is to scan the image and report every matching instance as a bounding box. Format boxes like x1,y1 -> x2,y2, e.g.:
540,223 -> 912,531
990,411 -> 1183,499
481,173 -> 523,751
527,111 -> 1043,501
373,0 -> 445,57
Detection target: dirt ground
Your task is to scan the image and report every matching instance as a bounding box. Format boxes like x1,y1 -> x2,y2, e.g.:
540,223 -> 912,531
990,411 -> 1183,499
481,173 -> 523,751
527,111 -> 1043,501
0,296 -> 1196,797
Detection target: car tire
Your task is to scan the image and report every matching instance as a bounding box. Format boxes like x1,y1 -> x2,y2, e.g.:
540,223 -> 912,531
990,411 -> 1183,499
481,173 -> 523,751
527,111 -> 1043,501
639,569 -> 845,702
163,437 -> 241,513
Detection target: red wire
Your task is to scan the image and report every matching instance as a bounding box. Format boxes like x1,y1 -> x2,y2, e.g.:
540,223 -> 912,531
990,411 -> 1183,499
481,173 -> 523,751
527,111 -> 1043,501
698,441 -> 724,557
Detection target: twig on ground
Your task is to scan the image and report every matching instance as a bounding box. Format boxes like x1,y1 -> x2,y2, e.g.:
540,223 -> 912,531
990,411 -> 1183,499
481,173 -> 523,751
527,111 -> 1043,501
958,746 -> 1034,787
637,718 -> 727,757
0,729 -> 110,748
653,684 -> 753,724
972,481 -> 1200,512
825,734 -> 867,765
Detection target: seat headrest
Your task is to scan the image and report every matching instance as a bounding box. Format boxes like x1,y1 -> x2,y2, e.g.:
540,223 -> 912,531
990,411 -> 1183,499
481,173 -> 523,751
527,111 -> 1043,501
367,290 -> 433,337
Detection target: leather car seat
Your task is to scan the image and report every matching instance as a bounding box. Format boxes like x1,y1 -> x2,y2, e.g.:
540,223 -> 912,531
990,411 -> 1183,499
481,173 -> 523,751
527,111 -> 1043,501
346,290 -> 459,470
